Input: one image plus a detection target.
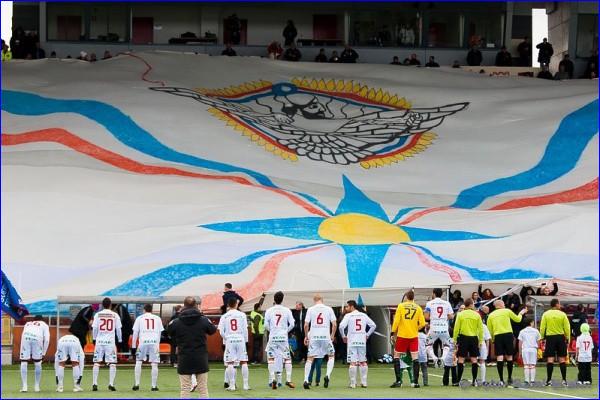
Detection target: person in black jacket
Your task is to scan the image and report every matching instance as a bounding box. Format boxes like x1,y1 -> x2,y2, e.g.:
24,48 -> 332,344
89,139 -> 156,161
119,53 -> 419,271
558,54 -> 575,79
283,20 -> 297,47
168,296 -> 217,398
315,48 -> 328,62
291,301 -> 307,361
340,45 -> 359,63
169,305 -> 182,366
112,304 -> 133,353
221,43 -> 237,56
283,43 -> 302,61
69,304 -> 97,347
517,37 -> 532,66
221,283 -> 244,314
466,45 -> 483,66
536,38 -> 553,68
495,46 -> 512,66
536,281 -> 558,296
571,304 -> 588,338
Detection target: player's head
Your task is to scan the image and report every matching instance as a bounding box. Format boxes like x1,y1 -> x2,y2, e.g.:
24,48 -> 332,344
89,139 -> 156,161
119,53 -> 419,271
274,291 -> 284,305
432,288 -> 443,298
102,297 -> 112,309
404,290 -> 415,301
550,298 -> 560,309
224,283 -> 233,291
313,293 -> 323,304
144,304 -> 153,313
493,299 -> 505,309
183,296 -> 197,309
464,298 -> 474,309
33,315 -> 43,321
580,323 -> 590,334
227,296 -> 238,309
523,317 -> 533,327
345,300 -> 358,313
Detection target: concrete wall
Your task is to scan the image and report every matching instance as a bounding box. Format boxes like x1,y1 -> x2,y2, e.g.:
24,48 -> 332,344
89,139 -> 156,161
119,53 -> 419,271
131,3 -> 202,44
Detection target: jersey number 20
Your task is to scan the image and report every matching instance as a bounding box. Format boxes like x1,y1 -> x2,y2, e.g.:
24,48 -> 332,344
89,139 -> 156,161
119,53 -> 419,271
99,318 -> 114,332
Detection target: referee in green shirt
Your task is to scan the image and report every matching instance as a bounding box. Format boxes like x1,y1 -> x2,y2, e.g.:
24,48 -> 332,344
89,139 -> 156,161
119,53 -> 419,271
452,298 -> 483,386
486,299 -> 527,386
540,298 -> 571,386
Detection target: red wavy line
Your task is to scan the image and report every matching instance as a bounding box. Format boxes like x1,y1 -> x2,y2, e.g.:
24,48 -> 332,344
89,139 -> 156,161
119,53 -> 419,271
1,129 -> 329,217
397,206 -> 451,225
201,244 -> 329,309
119,52 -> 166,87
488,178 -> 599,210
406,246 -> 462,282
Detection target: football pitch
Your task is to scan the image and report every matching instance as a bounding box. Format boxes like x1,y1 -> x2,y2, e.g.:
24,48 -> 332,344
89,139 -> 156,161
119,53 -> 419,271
1,363 -> 598,399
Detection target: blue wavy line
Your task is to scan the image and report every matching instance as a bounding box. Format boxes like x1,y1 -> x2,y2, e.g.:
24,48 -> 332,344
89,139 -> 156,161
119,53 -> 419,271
403,226 -> 498,241
202,217 -> 327,241
452,99 -> 599,209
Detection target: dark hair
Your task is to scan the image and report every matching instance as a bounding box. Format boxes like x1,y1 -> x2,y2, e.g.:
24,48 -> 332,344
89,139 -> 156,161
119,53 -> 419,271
183,296 -> 197,308
550,298 -> 560,308
34,315 -> 43,321
144,304 -> 153,312
464,298 -> 474,307
227,297 -> 238,308
577,304 -> 585,312
405,291 -> 415,301
433,288 -> 443,298
453,290 -> 462,298
225,283 -> 233,289
346,300 -> 358,309
253,303 -> 261,311
523,317 -> 533,326
102,297 -> 112,309
274,291 -> 284,305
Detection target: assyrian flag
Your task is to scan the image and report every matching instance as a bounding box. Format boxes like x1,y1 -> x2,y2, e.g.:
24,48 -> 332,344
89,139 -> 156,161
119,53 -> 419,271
1,52 -> 597,313
1,271 -> 29,320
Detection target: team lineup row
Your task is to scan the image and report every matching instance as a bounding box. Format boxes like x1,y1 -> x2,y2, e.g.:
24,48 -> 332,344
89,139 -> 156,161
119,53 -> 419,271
17,289 -> 593,395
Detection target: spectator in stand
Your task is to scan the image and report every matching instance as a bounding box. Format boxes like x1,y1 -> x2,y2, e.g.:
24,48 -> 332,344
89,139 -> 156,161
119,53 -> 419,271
283,20 -> 297,47
33,42 -> 45,59
340,45 -> 359,63
102,50 -> 112,60
404,53 -> 421,66
517,37 -> 532,66
558,54 -> 574,79
425,56 -> 439,67
283,43 -> 301,61
520,286 -> 537,303
537,281 -> 559,296
587,49 -> 598,76
571,304 -> 588,338
450,290 -> 464,312
329,50 -> 340,63
1,40 -> 12,62
267,41 -> 283,60
77,51 -> 87,61
495,46 -> 512,66
504,292 -> 521,316
466,45 -> 483,66
50,51 -> 57,58
315,48 -> 327,62
582,61 -> 598,79
10,26 -> 26,59
478,284 -> 496,312
89,53 -> 97,62
390,56 -> 401,65
537,65 -> 554,80
536,38 -> 553,68
221,42 -> 237,56
221,283 -> 244,314
471,291 -> 482,309
451,60 -> 460,68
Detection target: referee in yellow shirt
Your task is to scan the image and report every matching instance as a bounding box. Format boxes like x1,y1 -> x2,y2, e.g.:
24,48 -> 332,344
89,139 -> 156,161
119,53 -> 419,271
390,290 -> 426,388
452,298 -> 483,386
540,298 -> 571,386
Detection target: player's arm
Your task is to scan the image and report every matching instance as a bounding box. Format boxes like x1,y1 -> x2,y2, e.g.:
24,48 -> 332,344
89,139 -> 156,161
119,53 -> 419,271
287,310 -> 295,333
447,304 -> 455,321
303,309 -> 311,338
338,315 -> 349,340
91,316 -> 99,341
563,314 -> 571,342
243,315 -> 249,343
391,304 -> 402,337
42,324 -> 51,355
477,317 -> 483,344
330,312 -> 338,342
509,309 -> 524,323
131,318 -> 139,352
115,316 -> 123,343
217,315 -> 225,334
366,316 -> 377,338
452,313 -> 461,342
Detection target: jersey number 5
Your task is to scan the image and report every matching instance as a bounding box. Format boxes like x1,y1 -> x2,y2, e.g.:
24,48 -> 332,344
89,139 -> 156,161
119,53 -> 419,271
99,318 -> 114,332
355,319 -> 362,331
404,308 -> 417,320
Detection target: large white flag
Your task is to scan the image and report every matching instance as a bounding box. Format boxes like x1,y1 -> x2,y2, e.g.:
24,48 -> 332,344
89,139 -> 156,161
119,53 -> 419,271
1,52 -> 597,312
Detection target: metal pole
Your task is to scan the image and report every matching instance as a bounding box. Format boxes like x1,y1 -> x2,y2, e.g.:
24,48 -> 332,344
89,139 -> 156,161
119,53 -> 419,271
56,300 -> 60,351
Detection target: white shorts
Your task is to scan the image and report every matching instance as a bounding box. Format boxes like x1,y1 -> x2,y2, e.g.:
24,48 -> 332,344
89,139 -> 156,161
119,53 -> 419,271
224,339 -> 248,364
347,346 -> 367,363
307,340 -> 335,358
522,348 -> 538,365
427,331 -> 451,347
56,342 -> 82,363
418,349 -> 427,363
20,339 -> 43,361
478,343 -> 488,360
136,343 -> 160,363
93,344 -> 117,364
266,340 -> 291,360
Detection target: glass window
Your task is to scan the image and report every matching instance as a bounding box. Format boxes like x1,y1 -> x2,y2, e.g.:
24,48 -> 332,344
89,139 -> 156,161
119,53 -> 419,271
89,3 -> 129,42
427,11 -> 460,48
47,3 -> 85,41
349,10 -> 421,47
576,14 -> 598,58
464,12 -> 503,49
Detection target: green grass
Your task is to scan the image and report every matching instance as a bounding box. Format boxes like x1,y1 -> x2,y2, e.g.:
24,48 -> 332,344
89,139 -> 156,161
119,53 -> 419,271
2,362 -> 597,398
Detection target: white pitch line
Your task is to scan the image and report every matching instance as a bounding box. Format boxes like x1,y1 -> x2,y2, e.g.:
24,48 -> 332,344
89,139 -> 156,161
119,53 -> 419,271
428,373 -> 589,399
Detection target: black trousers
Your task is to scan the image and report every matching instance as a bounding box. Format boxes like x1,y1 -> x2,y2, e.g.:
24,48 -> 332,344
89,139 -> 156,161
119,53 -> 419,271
252,335 -> 263,363
578,362 -> 592,382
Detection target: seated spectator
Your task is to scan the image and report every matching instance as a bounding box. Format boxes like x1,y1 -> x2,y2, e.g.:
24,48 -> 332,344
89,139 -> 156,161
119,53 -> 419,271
102,50 -> 112,60
66,55 -> 72,59
34,42 -> 45,59
554,64 -> 570,80
450,290 -> 464,312
536,281 -> 558,295
582,61 -> 598,79
77,51 -> 87,61
495,46 -> 512,66
466,45 -> 483,66
451,60 -> 460,68
403,53 -> 420,66
537,64 -> 553,80
314,48 -> 327,62
89,53 -> 97,62
558,54 -> 574,79
471,291 -> 482,308
267,41 -> 283,60
221,42 -> 237,57
390,56 -> 401,65
283,43 -> 301,61
50,51 -> 57,58
503,292 -> 521,315
329,50 -> 340,63
519,285 -> 537,303
424,56 -> 439,67
340,45 -> 359,63
478,284 -> 496,312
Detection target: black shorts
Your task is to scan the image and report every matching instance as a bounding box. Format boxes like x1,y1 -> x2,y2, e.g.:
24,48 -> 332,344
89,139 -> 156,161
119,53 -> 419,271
544,335 -> 567,358
493,333 -> 514,356
456,335 -> 479,358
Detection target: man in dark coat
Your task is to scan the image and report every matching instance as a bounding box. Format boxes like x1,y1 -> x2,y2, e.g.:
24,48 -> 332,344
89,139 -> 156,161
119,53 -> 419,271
283,20 -> 297,46
495,46 -> 512,66
536,38 -> 553,68
340,45 -> 359,63
113,304 -> 133,353
291,301 -> 307,361
558,54 -> 575,79
517,37 -> 532,66
466,45 -> 483,66
221,283 -> 244,314
69,304 -> 97,347
168,296 -> 217,398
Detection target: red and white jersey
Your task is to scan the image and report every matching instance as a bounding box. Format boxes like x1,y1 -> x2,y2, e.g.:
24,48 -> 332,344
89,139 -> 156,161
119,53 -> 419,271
92,309 -> 122,345
264,305 -> 294,342
132,313 -> 164,345
576,333 -> 594,362
22,320 -> 50,351
218,309 -> 248,342
338,310 -> 376,347
425,298 -> 454,332
518,326 -> 541,350
305,303 -> 336,341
